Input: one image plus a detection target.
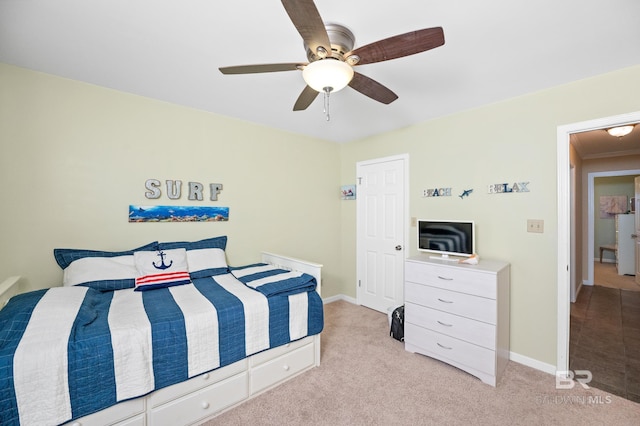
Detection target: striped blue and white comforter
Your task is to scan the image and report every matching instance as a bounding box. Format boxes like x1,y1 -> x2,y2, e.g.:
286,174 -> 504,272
0,271 -> 323,426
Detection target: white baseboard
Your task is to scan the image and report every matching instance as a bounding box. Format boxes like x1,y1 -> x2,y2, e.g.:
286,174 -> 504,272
322,294 -> 357,305
509,351 -> 556,375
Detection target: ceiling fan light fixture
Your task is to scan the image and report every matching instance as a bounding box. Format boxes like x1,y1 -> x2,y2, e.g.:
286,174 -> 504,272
302,59 -> 354,93
606,125 -> 635,138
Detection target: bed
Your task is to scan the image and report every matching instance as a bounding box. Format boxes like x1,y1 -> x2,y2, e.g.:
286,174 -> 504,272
0,236 -> 324,426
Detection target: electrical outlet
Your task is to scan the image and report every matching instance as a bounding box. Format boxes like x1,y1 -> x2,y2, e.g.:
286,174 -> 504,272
527,219 -> 544,233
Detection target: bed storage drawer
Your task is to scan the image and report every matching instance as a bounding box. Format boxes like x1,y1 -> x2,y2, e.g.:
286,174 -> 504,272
115,414 -> 145,426
251,335 -> 314,366
148,358 -> 247,408
250,341 -> 315,394
148,372 -> 248,426
64,398 -> 145,426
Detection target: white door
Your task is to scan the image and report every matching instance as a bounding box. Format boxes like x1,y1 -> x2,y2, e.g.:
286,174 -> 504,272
635,177 -> 640,285
356,155 -> 407,313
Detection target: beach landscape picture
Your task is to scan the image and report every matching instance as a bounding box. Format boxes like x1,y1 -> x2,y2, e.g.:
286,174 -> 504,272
129,205 -> 229,222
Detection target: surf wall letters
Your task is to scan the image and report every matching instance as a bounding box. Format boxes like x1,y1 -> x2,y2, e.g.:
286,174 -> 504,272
132,179 -> 228,222
144,179 -> 223,201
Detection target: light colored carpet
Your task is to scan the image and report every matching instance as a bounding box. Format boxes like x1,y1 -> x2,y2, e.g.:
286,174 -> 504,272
594,261 -> 639,291
203,300 -> 640,425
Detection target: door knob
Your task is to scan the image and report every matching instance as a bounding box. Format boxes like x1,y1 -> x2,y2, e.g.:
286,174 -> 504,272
395,245 -> 402,251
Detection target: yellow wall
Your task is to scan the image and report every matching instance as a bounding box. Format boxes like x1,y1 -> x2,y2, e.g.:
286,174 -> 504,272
340,65 -> 640,365
0,63 -> 342,295
3,61 -> 640,367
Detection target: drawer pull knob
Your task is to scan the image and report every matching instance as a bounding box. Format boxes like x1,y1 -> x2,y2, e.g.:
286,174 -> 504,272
437,321 -> 453,327
202,401 -> 210,409
437,298 -> 453,304
71,423 -> 81,426
437,342 -> 453,350
203,373 -> 210,380
437,275 -> 454,281
283,364 -> 290,371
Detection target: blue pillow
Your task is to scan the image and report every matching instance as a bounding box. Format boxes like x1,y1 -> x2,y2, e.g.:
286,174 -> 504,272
159,236 -> 227,251
54,241 -> 159,269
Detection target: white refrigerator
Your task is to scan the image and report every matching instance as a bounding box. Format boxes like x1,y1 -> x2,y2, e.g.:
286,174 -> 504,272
616,214 -> 635,275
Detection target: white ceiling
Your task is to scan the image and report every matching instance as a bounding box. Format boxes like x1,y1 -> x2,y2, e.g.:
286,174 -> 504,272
1,0 -> 640,145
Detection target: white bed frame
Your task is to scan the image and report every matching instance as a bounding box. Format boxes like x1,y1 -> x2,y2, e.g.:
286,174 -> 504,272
0,252 -> 322,426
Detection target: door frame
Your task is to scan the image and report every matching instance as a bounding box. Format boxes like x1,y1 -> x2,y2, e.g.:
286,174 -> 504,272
585,169 -> 640,286
356,153 -> 410,308
556,110 -> 640,374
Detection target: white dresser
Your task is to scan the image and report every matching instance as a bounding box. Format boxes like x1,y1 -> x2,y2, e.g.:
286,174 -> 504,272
404,255 -> 510,386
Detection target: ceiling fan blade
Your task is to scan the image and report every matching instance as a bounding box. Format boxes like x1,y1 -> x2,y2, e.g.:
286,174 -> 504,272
348,27 -> 444,65
293,85 -> 319,111
219,63 -> 305,74
348,72 -> 398,105
281,0 -> 331,57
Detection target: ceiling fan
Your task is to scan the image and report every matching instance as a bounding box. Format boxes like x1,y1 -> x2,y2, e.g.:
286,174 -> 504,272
219,0 -> 445,118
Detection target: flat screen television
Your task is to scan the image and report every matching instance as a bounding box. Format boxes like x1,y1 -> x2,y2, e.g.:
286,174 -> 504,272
417,219 -> 475,259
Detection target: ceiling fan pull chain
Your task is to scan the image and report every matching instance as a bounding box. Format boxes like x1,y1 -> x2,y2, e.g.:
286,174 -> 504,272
323,87 -> 332,121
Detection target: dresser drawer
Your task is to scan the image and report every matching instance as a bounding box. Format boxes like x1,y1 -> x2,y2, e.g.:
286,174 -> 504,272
149,372 -> 248,426
405,281 -> 496,324
406,260 -> 496,298
405,302 -> 496,349
250,341 -> 315,394
405,323 -> 496,375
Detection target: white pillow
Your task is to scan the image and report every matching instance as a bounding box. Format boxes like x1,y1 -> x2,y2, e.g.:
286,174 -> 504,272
63,255 -> 138,287
186,248 -> 227,275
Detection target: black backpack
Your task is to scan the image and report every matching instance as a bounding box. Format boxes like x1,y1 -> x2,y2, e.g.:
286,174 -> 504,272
390,305 -> 405,341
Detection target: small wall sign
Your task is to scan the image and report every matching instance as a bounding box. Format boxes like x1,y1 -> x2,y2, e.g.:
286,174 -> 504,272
459,189 -> 473,199
341,185 -> 356,200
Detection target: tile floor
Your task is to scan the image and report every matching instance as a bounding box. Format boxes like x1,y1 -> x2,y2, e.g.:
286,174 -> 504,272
570,266 -> 640,403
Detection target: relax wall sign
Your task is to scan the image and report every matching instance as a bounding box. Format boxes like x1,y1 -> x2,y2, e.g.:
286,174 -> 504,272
144,179 -> 223,201
487,182 -> 530,194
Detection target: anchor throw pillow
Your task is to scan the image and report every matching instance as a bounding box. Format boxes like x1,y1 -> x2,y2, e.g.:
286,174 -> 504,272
134,248 -> 191,291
